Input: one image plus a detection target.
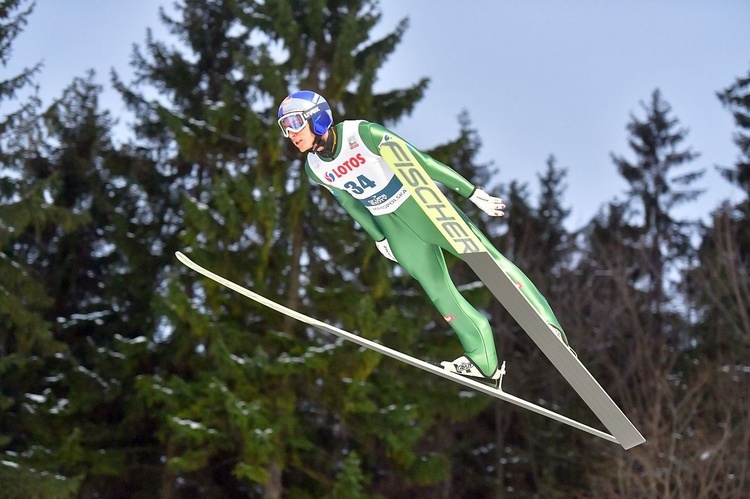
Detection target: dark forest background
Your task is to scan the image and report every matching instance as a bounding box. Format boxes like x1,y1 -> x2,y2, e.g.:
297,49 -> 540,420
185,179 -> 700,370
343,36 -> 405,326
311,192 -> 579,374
1,1 -> 749,497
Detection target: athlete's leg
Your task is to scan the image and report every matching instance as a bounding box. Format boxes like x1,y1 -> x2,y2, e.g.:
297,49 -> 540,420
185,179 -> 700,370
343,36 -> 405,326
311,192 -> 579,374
454,210 -> 569,343
378,213 -> 499,376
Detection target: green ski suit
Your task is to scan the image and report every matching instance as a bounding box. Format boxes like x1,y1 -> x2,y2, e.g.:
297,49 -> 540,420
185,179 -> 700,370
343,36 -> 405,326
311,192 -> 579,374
304,120 -> 564,376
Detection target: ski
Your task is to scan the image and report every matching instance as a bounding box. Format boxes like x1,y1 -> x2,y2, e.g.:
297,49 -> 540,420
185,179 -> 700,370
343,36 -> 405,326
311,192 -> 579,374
379,136 -> 645,450
460,252 -> 645,449
176,251 -> 618,445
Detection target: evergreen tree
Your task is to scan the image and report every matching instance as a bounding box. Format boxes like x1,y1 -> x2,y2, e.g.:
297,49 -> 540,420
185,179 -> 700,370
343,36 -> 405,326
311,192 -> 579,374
673,66 -> 750,497
717,64 -> 750,208
113,1 -> 463,497
696,65 -> 750,354
2,61 -> 169,494
0,0 -> 52,356
695,63 -> 750,353
611,89 -> 704,323
3,4 -> 178,494
487,165 -> 586,495
1,2 -> 87,496
574,89 -> 710,496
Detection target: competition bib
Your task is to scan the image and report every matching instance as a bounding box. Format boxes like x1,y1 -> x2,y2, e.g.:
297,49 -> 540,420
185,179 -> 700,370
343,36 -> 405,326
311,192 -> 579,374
308,121 -> 410,215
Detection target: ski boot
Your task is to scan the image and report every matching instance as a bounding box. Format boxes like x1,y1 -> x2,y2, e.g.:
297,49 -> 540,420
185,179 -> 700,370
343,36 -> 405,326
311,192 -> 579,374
550,325 -> 577,357
440,356 -> 506,389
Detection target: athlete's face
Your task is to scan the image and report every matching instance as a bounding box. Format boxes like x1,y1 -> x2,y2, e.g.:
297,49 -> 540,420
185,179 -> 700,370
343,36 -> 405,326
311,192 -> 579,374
287,126 -> 315,153
287,127 -> 329,154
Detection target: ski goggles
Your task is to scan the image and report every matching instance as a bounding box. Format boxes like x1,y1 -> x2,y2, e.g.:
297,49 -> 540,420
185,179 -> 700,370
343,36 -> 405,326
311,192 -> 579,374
277,112 -> 308,137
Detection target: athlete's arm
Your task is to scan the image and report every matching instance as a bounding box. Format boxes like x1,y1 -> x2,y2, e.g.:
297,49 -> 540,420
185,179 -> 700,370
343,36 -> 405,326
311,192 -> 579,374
358,121 -> 476,198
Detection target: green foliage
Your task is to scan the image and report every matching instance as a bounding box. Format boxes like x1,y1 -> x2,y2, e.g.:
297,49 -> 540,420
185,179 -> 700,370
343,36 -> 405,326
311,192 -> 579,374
328,452 -> 369,499
2,1 -> 750,497
717,64 -> 750,200
0,464 -> 83,499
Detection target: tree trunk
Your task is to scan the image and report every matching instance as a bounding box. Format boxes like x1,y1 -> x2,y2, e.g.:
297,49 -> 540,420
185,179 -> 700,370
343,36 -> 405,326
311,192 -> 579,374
263,458 -> 284,499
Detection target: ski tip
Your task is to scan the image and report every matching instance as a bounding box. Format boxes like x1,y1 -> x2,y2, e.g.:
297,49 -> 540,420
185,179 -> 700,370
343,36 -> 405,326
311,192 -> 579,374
175,251 -> 189,264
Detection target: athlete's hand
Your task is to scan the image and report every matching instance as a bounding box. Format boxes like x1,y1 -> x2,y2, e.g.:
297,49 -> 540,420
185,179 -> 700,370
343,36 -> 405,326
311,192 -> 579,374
469,188 -> 506,217
376,239 -> 398,262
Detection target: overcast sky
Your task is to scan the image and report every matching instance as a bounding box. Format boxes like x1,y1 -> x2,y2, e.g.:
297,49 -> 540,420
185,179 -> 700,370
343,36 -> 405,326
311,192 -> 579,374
6,0 -> 750,227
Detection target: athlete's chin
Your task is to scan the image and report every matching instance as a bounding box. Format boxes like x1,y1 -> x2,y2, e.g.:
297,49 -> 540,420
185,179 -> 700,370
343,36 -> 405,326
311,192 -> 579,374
293,141 -> 311,153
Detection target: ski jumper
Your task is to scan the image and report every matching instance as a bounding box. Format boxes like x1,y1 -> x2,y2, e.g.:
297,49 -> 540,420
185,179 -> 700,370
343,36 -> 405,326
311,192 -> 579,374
305,120 -> 564,376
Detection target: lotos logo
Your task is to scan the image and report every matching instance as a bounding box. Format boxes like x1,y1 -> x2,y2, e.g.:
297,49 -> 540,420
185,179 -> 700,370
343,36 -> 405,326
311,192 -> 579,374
323,153 -> 367,182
